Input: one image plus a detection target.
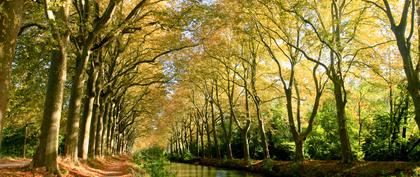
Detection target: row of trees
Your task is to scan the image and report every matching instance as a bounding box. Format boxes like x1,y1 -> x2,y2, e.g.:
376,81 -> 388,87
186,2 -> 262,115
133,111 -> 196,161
165,0 -> 419,163
0,0 -> 193,175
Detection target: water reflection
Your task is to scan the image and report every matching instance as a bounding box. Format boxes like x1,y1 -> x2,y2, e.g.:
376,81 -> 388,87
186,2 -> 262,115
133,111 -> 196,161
167,163 -> 263,177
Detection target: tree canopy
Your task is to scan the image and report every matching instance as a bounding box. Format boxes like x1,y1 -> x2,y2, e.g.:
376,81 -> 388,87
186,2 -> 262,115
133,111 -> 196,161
0,0 -> 419,175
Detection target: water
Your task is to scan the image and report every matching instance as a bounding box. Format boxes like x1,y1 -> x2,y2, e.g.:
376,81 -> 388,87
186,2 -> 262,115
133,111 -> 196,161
167,163 -> 264,177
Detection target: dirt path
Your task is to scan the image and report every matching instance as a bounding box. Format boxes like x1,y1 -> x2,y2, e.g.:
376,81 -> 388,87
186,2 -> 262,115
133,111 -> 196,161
0,156 -> 141,177
71,156 -> 136,177
0,159 -> 31,169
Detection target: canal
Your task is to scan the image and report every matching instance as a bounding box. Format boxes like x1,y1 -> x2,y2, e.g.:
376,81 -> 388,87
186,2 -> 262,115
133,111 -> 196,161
167,163 -> 264,177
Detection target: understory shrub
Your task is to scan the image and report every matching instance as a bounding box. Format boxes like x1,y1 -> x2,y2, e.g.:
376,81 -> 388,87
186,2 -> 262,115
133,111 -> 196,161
133,146 -> 175,177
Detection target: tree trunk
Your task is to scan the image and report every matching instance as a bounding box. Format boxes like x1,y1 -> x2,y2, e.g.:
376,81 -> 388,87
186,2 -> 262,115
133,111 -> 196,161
33,0 -> 70,173
105,102 -> 114,155
78,63 -> 99,159
358,99 -> 362,146
255,103 -> 270,159
294,138 -> 304,161
241,126 -> 251,162
196,117 -> 200,157
0,0 -> 24,150
88,97 -> 99,158
95,97 -> 104,156
394,31 -> 420,131
189,115 -> 193,152
109,110 -> 116,155
380,0 -> 420,131
215,80 -> 233,159
205,116 -> 212,158
64,52 -> 91,162
200,118 -> 205,158
32,49 -> 67,174
333,81 -> 352,163
100,100 -> 109,155
250,56 -> 270,159
210,99 -> 221,159
285,88 -> 303,161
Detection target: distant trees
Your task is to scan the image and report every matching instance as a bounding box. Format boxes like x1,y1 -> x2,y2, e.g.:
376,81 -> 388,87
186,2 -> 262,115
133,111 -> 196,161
166,0 -> 419,164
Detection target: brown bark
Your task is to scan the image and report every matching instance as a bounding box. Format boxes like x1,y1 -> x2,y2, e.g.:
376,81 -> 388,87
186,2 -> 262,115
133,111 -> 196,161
0,0 -> 24,150
215,79 -> 233,159
105,102 -> 114,155
95,96 -> 104,156
88,98 -> 98,158
100,100 -> 109,155
33,49 -> 68,174
250,56 -> 270,159
205,115 -> 212,158
210,91 -> 221,159
64,53 -> 89,161
199,114 -> 205,157
333,80 -> 353,163
189,114 -> 193,151
195,114 -> 200,156
232,79 -> 251,161
78,61 -> 99,159
32,0 -> 70,174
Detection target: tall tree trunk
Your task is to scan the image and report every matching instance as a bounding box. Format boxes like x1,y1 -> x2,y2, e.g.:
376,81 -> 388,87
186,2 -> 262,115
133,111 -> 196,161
189,115 -> 193,152
358,99 -> 362,146
105,102 -> 114,155
255,101 -> 270,159
205,115 -> 212,158
241,124 -> 251,162
250,57 -> 270,159
32,49 -> 68,174
196,116 -> 200,157
87,97 -> 99,158
0,0 -> 24,150
78,62 -> 99,159
333,81 -> 352,163
64,52 -> 90,162
109,108 -> 116,155
95,96 -> 104,156
100,100 -> 109,155
210,98 -> 221,159
285,88 -> 303,161
215,80 -> 233,159
200,117 -> 205,158
33,0 -> 70,173
169,137 -> 173,154
176,134 -> 180,154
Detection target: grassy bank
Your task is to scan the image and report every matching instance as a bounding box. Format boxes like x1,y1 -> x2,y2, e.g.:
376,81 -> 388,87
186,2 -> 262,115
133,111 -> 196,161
169,156 -> 420,177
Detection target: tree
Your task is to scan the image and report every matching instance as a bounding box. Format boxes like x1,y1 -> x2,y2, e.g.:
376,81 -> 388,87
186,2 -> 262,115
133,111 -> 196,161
279,0 -> 371,163
32,0 -> 71,174
256,11 -> 328,160
365,0 -> 420,130
0,0 -> 25,150
64,0 -> 153,162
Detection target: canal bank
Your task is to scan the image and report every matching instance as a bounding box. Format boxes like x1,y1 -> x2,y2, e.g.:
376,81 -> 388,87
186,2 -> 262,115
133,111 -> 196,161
169,157 -> 420,177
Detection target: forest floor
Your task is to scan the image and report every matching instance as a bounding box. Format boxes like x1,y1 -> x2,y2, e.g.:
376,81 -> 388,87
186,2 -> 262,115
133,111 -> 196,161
0,155 -> 144,177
